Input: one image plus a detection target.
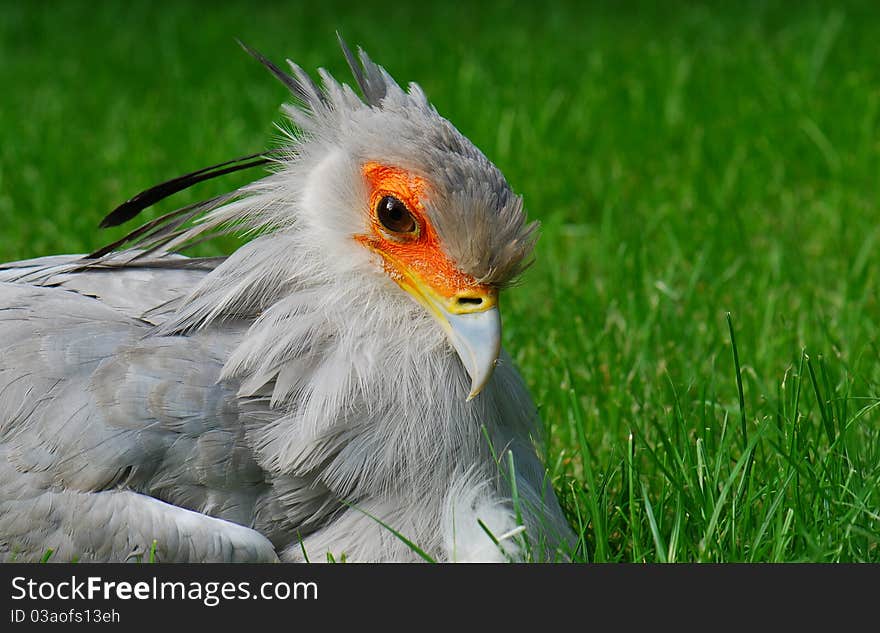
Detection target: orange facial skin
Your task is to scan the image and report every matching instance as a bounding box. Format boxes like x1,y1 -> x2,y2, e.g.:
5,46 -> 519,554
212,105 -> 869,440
355,161 -> 497,311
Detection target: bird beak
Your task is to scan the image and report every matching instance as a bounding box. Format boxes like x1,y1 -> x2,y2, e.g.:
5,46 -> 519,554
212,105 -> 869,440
356,235 -> 502,400
437,303 -> 502,401
392,268 -> 502,400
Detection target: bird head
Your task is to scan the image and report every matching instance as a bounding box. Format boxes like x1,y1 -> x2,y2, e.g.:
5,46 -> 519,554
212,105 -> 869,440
250,38 -> 538,400
352,160 -> 504,401
102,39 -> 538,402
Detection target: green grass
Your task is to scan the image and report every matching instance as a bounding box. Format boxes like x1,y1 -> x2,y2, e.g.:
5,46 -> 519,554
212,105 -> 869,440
2,0 -> 879,562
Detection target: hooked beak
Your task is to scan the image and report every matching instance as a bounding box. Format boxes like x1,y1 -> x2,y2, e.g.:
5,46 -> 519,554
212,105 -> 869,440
357,239 -> 502,400
431,302 -> 501,401
391,264 -> 501,400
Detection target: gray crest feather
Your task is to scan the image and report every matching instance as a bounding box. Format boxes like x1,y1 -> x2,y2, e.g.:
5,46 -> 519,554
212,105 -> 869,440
337,33 -> 389,107
237,39 -> 328,110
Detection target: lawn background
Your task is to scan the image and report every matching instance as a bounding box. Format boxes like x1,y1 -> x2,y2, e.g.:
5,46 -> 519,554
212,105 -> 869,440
1,0 -> 878,561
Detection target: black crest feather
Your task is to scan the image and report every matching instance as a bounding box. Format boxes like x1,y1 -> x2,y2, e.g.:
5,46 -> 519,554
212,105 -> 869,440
98,152 -> 272,230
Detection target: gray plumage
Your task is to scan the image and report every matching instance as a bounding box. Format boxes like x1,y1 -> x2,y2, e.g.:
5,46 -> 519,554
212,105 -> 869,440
0,40 -> 574,562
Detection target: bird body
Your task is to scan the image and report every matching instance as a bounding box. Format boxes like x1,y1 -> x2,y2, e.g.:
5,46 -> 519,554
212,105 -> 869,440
0,40 -> 574,562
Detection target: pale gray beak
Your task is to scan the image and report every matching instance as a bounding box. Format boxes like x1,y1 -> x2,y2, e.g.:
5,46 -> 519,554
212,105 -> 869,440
443,306 -> 502,401
381,256 -> 503,402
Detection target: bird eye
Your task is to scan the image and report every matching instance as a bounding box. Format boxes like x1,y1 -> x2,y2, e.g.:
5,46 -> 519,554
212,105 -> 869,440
377,196 -> 417,235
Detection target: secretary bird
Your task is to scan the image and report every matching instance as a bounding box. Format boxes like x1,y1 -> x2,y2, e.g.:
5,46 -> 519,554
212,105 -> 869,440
0,38 -> 575,562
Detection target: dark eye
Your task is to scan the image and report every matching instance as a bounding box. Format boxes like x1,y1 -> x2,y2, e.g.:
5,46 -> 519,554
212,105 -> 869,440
377,196 -> 417,234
